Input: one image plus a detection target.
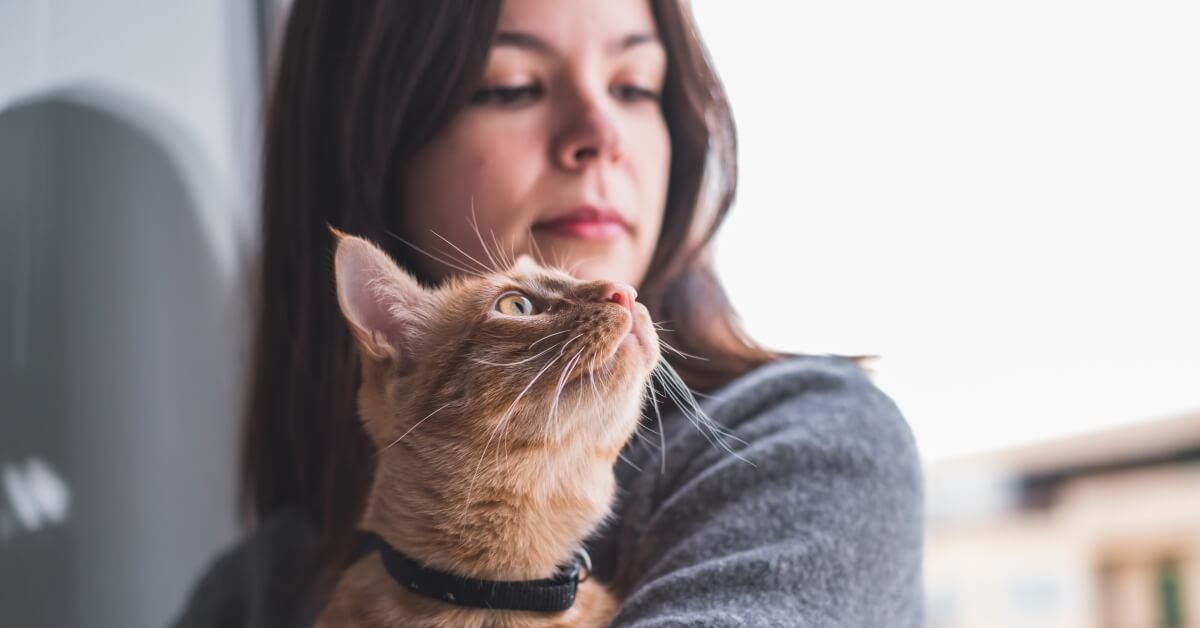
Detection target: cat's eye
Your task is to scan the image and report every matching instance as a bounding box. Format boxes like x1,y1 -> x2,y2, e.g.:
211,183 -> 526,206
495,292 -> 538,316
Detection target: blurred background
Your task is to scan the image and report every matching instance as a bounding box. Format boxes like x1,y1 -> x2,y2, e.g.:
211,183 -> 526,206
1,1 -> 1196,627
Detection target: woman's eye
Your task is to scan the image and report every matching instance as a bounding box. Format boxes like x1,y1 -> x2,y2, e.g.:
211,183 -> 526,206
470,84 -> 543,106
612,84 -> 660,103
496,293 -> 538,316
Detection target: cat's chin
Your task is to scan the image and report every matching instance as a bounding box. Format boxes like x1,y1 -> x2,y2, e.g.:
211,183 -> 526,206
563,336 -> 655,397
597,314 -> 658,374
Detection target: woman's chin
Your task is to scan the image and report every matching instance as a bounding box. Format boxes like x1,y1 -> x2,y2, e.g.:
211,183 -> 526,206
545,250 -> 643,286
522,228 -> 653,285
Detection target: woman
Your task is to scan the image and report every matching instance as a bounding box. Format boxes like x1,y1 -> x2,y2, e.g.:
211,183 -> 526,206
174,0 -> 923,625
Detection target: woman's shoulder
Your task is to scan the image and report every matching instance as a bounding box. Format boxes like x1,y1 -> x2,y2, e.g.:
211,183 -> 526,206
712,353 -> 913,449
169,511 -> 323,628
620,352 -> 919,491
720,352 -> 881,400
600,354 -> 925,625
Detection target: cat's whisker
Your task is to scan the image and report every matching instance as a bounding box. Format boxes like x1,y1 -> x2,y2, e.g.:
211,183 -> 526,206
525,226 -> 547,267
595,351 -> 611,399
639,400 -> 663,437
383,230 -> 487,279
650,319 -> 675,333
506,231 -> 518,268
652,366 -> 716,437
624,389 -> 662,465
486,228 -> 503,266
548,350 -> 583,425
588,353 -> 602,406
655,361 -> 741,439
471,342 -> 563,367
380,402 -> 453,452
506,233 -> 518,269
648,382 -> 667,474
429,229 -> 492,274
652,362 -> 755,467
658,338 -> 709,361
489,228 -> 514,270
467,204 -> 502,271
616,450 -> 642,473
629,422 -> 657,449
502,351 -> 568,421
429,243 -> 489,279
652,370 -> 720,450
564,255 -> 599,277
547,348 -> 585,443
464,350 -> 568,510
528,329 -> 572,350
635,415 -> 662,438
557,333 -> 585,355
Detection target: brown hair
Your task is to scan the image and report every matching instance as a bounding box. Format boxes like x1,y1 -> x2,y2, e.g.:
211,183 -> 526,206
243,0 -> 777,567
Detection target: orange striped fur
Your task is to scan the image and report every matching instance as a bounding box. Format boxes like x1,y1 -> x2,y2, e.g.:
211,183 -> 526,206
317,233 -> 659,627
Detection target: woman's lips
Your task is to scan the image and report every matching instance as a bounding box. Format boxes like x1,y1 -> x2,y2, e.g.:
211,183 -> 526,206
532,206 -> 630,241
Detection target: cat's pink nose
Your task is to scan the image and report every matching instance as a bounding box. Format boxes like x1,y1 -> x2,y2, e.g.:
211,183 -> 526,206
603,282 -> 638,313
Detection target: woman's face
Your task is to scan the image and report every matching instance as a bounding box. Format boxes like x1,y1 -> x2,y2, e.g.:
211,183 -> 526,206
399,0 -> 671,288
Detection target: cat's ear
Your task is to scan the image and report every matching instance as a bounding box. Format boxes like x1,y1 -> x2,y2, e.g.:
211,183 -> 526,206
332,229 -> 426,363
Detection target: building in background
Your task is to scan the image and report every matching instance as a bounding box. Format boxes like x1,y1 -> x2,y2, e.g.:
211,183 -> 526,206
925,412 -> 1200,628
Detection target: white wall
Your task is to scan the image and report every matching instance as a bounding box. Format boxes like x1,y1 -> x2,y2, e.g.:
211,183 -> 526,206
695,0 -> 1200,460
0,1 -> 259,626
0,0 -> 260,273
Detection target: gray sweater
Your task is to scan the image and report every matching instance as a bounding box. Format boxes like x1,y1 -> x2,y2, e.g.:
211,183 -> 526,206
171,356 -> 924,627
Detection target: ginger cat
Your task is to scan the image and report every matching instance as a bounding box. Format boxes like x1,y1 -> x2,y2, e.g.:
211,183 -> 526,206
316,232 -> 660,627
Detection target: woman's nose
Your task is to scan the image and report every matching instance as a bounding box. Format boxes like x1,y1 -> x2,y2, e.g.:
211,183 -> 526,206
552,90 -> 623,170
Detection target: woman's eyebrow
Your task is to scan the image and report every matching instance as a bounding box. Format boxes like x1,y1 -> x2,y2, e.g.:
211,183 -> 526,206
611,32 -> 661,54
494,30 -> 661,56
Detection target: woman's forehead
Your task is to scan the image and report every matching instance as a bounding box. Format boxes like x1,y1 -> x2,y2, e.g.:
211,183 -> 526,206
494,0 -> 659,55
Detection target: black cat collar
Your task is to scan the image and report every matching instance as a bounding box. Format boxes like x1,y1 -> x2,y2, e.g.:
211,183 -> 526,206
356,531 -> 591,612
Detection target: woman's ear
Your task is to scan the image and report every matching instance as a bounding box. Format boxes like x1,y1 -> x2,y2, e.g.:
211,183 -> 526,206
332,229 -> 426,365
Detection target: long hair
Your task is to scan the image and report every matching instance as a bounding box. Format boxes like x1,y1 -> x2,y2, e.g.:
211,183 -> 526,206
243,0 -> 777,570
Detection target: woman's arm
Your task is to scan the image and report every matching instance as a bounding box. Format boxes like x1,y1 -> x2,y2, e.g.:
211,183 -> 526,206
599,356 -> 924,627
169,512 -> 324,628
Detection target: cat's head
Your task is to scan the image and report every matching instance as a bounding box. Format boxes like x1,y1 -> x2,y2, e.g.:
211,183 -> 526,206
332,231 -> 660,464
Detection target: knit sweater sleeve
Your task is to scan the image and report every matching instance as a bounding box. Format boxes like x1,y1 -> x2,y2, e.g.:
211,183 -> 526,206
589,356 -> 925,627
